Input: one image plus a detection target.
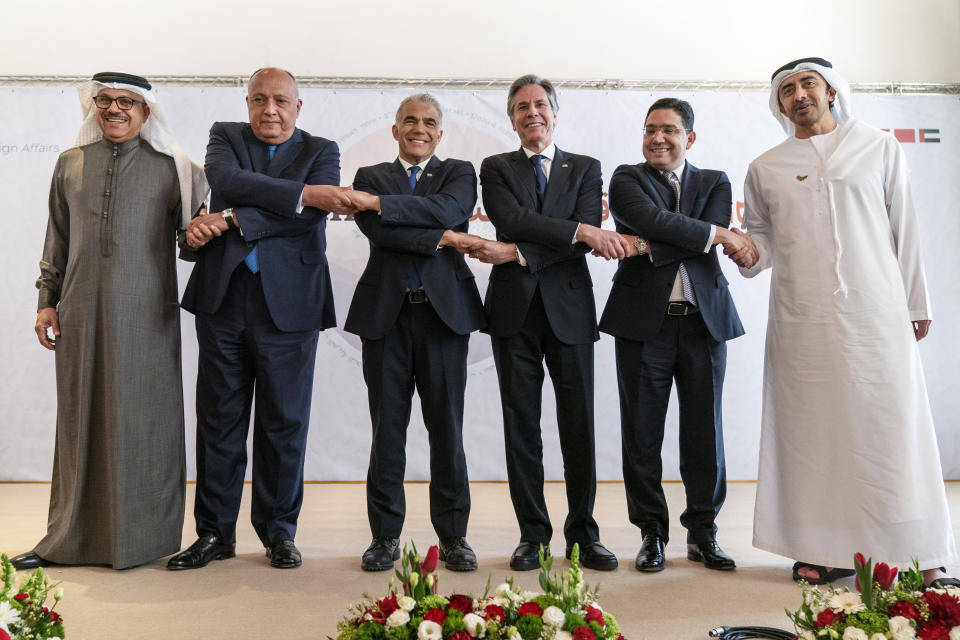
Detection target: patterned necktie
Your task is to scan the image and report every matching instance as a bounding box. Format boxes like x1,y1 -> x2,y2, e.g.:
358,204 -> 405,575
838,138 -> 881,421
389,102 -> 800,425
244,144 -> 277,274
666,171 -> 697,305
408,165 -> 420,191
530,154 -> 547,209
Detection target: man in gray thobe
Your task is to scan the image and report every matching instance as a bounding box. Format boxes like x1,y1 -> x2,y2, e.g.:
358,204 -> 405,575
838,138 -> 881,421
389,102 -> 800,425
10,72 -> 206,570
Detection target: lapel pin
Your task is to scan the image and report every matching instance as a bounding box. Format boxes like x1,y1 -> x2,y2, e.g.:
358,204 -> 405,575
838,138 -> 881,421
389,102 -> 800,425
796,175 -> 808,181
561,163 -> 568,168
425,173 -> 433,178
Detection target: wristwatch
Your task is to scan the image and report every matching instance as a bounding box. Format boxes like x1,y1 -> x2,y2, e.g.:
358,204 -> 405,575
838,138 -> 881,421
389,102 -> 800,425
220,208 -> 236,227
634,236 -> 649,256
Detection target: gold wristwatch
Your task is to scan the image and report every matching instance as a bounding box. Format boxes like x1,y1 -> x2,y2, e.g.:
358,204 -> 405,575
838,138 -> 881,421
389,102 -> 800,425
634,237 -> 649,256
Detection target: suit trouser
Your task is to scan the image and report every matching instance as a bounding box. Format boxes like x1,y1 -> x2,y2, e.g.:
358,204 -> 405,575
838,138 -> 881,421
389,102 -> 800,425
362,297 -> 471,539
491,288 -> 600,547
193,267 -> 319,546
615,311 -> 727,544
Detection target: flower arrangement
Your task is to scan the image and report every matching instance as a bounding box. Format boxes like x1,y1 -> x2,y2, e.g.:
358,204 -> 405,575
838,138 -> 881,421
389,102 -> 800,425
333,543 -> 626,640
0,554 -> 66,640
786,553 -> 960,640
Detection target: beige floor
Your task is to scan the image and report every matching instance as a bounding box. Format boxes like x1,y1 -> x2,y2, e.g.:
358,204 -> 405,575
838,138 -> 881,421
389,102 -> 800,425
3,482 -> 958,640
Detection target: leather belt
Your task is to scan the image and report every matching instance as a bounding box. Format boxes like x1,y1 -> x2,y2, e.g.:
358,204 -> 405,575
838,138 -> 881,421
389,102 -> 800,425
407,288 -> 429,304
665,301 -> 699,316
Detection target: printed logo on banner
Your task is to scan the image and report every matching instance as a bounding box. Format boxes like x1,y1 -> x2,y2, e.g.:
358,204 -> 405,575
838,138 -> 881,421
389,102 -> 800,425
881,128 -> 941,143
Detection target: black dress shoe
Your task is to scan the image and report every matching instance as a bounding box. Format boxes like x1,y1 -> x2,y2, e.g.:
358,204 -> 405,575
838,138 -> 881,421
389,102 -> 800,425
439,537 -> 477,572
266,540 -> 301,569
510,541 -> 548,571
635,535 -> 665,572
361,537 -> 400,572
10,551 -> 53,570
568,541 -> 618,571
687,541 -> 736,570
166,534 -> 235,570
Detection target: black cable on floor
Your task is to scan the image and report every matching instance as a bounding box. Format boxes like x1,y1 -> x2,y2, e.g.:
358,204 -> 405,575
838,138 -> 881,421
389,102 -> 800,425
707,625 -> 797,639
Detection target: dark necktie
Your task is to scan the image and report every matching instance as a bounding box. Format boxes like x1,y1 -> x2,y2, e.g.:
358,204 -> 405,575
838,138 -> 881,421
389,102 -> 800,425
530,154 -> 547,209
243,144 -> 276,274
666,171 -> 696,304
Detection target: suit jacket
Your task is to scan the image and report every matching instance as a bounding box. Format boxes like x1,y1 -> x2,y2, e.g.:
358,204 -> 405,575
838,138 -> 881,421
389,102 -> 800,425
343,156 -> 485,339
479,147 -> 601,344
599,161 -> 744,343
181,122 -> 339,332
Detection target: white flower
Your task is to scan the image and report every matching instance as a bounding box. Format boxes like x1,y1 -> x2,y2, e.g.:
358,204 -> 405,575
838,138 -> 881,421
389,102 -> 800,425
555,632 -> 573,640
0,601 -> 21,631
798,631 -> 816,640
888,616 -> 917,640
464,613 -> 486,638
842,627 -> 869,640
509,632 -> 523,640
949,626 -> 960,640
828,591 -> 866,615
386,609 -> 410,628
871,634 -> 888,640
418,620 -> 443,640
542,606 -> 566,627
398,596 -> 416,612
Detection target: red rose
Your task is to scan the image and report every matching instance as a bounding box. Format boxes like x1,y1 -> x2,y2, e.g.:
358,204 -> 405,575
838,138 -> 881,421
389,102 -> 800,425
421,546 -> 439,574
918,620 -> 950,640
378,592 -> 400,618
889,600 -> 921,621
517,601 -> 543,617
0,628 -> 10,640
13,593 -> 28,602
573,626 -> 597,640
854,552 -> 867,569
815,609 -> 842,628
616,635 -> 626,640
872,562 -> 898,590
424,608 -> 446,624
484,604 -> 505,622
583,606 -> 605,627
448,594 -> 473,614
923,590 -> 960,627
450,632 -> 472,640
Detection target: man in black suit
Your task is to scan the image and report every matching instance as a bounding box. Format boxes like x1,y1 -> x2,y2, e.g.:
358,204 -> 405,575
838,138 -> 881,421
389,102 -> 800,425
343,94 -> 485,572
169,68 -> 351,570
468,75 -> 630,572
600,98 -> 746,573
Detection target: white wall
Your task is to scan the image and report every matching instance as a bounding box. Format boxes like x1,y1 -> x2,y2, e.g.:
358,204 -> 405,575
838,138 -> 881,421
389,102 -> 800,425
1,0 -> 958,83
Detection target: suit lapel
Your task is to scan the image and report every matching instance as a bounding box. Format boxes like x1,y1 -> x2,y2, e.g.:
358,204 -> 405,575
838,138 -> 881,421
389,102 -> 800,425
508,148 -> 538,207
241,126 -> 268,172
679,162 -> 699,216
266,129 -> 302,178
417,156 -> 441,194
390,159 -> 411,194
642,162 -> 674,210
541,147 -> 568,217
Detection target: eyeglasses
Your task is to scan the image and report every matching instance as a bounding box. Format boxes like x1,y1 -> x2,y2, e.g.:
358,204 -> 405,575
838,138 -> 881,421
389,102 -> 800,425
93,95 -> 146,111
643,125 -> 685,136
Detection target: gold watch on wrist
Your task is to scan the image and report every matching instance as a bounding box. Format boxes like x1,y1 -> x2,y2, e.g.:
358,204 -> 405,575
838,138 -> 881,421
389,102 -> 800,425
634,237 -> 649,256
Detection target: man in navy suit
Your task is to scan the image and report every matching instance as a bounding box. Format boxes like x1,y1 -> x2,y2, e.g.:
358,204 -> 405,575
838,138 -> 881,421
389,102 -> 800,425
343,94 -> 485,572
600,98 -> 747,573
168,68 -> 351,570
467,75 -> 630,572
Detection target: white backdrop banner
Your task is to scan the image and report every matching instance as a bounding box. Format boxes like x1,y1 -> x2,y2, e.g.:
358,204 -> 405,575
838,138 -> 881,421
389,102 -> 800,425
1,84 -> 957,481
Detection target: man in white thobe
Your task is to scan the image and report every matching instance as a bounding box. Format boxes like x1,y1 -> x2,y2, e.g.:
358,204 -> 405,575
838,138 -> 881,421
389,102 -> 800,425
732,57 -> 958,587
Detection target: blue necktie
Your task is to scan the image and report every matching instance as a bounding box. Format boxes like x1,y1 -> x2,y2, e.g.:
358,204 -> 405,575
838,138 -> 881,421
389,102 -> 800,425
407,165 -> 423,290
408,165 -> 420,191
531,154 -> 547,209
244,144 -> 277,273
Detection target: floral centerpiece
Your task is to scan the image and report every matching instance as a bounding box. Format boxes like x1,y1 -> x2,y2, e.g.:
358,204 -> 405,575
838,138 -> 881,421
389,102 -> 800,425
786,553 -> 960,640
0,554 -> 66,640
333,543 -> 626,640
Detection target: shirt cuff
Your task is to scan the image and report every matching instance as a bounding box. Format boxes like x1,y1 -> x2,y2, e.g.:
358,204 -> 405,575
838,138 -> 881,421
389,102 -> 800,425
704,225 -> 716,252
516,246 -> 528,267
571,222 -> 580,244
296,188 -> 305,215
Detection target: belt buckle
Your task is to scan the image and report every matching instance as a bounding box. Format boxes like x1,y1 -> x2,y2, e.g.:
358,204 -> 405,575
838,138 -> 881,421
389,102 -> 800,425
407,289 -> 428,304
666,302 -> 688,316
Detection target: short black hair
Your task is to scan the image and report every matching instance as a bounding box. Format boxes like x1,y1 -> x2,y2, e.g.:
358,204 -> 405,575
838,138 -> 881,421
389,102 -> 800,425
645,98 -> 694,132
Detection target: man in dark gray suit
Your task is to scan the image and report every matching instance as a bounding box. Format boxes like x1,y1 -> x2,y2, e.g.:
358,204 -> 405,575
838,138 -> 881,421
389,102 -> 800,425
343,94 -> 485,573
468,75 -> 628,572
601,98 -> 746,573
